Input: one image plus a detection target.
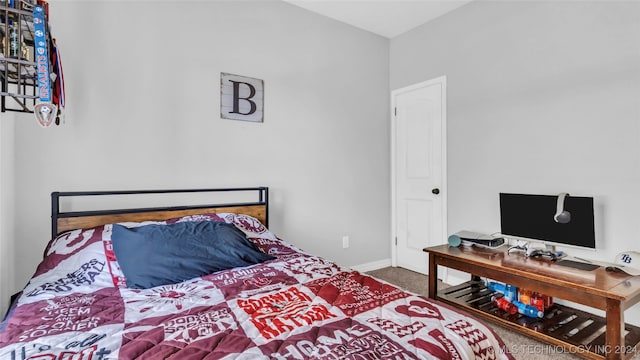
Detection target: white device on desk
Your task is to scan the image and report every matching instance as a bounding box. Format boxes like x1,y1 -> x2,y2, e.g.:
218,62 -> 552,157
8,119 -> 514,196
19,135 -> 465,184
448,231 -> 505,249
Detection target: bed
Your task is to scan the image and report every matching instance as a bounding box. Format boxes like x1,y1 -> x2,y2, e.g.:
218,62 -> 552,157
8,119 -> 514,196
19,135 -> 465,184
0,187 -> 513,360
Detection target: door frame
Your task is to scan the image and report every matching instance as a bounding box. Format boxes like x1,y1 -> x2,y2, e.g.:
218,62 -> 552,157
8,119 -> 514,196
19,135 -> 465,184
390,76 -> 448,270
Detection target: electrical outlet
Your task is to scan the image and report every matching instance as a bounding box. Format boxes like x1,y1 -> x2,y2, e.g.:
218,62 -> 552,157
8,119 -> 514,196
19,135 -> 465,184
342,236 -> 350,249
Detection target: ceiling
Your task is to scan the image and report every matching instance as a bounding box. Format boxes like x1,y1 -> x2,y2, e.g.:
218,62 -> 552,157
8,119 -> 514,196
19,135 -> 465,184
282,0 -> 474,38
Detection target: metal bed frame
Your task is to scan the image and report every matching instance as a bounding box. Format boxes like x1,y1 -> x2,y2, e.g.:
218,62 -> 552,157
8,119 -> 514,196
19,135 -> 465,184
51,187 -> 269,238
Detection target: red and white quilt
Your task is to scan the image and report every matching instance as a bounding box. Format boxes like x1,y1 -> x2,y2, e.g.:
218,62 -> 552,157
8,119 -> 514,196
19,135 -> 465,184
0,213 -> 513,359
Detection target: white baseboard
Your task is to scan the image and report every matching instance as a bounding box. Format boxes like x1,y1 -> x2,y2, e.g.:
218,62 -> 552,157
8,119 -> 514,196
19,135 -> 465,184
445,270 -> 470,286
350,258 -> 392,273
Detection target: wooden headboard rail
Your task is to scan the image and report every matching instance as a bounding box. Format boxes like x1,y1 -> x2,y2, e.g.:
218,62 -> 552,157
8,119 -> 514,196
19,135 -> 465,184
51,187 -> 268,238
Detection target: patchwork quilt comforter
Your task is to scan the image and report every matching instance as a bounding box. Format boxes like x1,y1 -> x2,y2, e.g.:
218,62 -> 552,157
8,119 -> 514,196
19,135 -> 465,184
0,213 -> 513,360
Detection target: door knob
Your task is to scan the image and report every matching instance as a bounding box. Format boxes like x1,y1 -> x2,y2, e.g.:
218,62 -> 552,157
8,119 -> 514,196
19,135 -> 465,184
432,188 -> 440,195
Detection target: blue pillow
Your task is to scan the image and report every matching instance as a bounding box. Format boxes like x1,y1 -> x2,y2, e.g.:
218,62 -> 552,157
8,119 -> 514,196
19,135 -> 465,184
111,221 -> 275,289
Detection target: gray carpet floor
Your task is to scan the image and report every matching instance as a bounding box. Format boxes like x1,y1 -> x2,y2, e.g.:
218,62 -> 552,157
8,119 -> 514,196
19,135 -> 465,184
366,266 -> 634,360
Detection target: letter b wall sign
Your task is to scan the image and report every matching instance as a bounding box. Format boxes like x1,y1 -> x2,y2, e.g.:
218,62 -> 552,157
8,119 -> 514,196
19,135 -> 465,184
220,72 -> 264,123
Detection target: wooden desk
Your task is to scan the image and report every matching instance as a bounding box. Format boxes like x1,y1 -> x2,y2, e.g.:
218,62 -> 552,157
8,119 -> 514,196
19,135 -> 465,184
424,244 -> 640,360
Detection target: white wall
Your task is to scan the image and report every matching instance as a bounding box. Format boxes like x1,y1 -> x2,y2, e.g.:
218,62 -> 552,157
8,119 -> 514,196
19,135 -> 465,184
8,0 -> 390,297
391,0 -> 640,321
0,113 -> 15,316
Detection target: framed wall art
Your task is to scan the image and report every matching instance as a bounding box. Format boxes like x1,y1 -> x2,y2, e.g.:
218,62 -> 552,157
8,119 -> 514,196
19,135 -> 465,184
220,72 -> 264,123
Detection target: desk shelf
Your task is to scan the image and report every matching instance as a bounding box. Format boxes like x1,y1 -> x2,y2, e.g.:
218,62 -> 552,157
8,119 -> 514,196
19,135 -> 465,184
439,280 -> 640,358
424,244 -> 640,360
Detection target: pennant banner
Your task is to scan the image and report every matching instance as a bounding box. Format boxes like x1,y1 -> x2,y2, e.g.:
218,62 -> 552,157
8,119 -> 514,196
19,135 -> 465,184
33,5 -> 56,127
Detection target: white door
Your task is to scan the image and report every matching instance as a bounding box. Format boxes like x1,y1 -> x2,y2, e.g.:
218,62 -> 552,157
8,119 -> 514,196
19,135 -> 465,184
391,77 -> 446,275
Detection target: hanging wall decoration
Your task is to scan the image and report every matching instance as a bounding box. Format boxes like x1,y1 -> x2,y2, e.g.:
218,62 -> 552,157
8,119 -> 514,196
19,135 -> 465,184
33,4 -> 57,127
220,73 -> 264,123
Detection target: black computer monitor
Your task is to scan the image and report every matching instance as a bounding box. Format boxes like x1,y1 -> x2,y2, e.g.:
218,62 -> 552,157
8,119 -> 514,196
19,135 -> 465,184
499,193 -> 596,249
